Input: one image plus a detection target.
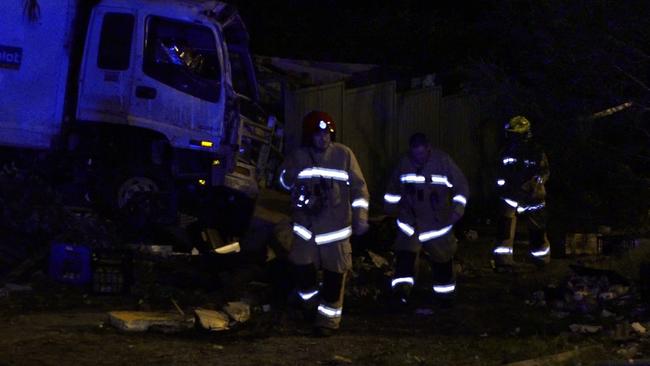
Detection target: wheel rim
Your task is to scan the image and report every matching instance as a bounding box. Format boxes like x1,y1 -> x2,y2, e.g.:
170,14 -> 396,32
117,176 -> 159,209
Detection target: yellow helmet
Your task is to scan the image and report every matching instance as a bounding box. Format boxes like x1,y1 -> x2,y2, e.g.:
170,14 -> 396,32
505,115 -> 531,134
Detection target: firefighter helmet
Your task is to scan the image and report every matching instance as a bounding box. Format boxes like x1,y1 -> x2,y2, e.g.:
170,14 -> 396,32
505,115 -> 531,134
302,110 -> 336,146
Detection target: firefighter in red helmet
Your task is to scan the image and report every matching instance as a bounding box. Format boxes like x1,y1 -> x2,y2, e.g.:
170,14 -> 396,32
278,110 -> 369,336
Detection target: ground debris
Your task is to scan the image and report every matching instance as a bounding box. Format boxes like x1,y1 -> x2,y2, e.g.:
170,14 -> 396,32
194,309 -> 229,331
504,345 -> 602,366
223,301 -> 251,323
569,323 -> 603,333
367,250 -> 390,268
631,322 -> 647,334
108,311 -> 194,332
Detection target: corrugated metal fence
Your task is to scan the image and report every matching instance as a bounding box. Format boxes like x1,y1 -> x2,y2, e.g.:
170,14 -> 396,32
284,81 -> 483,208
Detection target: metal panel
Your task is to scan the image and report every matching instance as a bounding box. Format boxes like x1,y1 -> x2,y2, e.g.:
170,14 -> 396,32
283,81 -> 344,154
342,81 -> 396,197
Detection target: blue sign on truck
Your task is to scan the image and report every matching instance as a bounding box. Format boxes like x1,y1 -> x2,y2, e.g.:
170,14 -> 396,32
0,45 -> 22,69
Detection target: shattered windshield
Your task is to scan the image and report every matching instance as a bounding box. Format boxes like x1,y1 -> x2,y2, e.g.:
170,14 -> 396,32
144,16 -> 222,102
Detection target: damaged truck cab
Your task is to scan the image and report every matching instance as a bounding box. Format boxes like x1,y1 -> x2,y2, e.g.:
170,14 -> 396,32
0,0 -> 272,244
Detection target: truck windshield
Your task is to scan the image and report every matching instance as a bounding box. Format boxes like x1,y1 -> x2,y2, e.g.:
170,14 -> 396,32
144,16 -> 222,102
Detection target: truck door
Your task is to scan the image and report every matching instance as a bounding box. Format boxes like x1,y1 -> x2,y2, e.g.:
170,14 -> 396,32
77,9 -> 136,123
128,15 -> 225,150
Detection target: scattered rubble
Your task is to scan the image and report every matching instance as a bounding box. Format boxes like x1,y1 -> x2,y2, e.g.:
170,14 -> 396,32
504,345 -> 603,366
367,250 -> 390,268
108,311 -> 194,333
223,301 -> 251,323
631,322 -> 647,335
194,309 -> 230,331
569,324 -> 602,334
464,229 -> 479,242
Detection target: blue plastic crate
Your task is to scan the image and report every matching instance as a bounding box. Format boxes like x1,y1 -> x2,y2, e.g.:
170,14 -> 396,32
48,243 -> 92,285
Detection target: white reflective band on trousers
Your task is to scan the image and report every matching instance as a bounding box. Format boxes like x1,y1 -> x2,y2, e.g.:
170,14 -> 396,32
396,219 -> 415,237
315,226 -> 352,245
531,246 -> 550,257
503,198 -> 519,208
391,277 -> 415,288
418,225 -> 453,242
452,194 -> 467,206
400,174 -> 426,184
433,283 -> 456,294
293,224 -> 313,241
384,193 -> 402,204
493,246 -> 514,255
502,157 -> 517,165
279,170 -> 291,190
430,175 -> 454,188
298,290 -> 319,301
318,304 -> 342,318
298,167 -> 349,182
517,202 -> 545,214
351,198 -> 369,209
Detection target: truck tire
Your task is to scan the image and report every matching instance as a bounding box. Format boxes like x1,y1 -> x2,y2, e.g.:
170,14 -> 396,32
109,166 -> 176,240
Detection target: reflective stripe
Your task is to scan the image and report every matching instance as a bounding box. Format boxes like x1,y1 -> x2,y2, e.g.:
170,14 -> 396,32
391,277 -> 415,288
400,174 -> 426,184
298,290 -> 319,301
279,170 -> 291,190
433,283 -> 456,294
493,246 -> 513,255
517,202 -> 545,214
315,226 -> 352,245
317,304 -> 342,318
431,175 -> 454,188
298,167 -> 349,181
531,247 -> 550,257
418,225 -> 453,242
384,193 -> 402,204
452,194 -> 467,206
503,198 -> 518,208
524,159 -> 537,167
396,219 -> 415,237
352,198 -> 369,209
293,224 -> 313,241
503,157 -> 517,165
497,179 -> 506,186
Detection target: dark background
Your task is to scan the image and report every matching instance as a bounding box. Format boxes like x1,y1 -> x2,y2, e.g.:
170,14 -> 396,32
232,0 -> 650,230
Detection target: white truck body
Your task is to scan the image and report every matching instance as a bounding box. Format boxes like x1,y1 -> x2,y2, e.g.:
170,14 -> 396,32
0,0 -> 277,240
1,0 -> 232,154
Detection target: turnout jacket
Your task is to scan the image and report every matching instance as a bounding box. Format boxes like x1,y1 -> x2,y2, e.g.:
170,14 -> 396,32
384,149 -> 469,243
279,142 -> 369,245
496,139 -> 550,207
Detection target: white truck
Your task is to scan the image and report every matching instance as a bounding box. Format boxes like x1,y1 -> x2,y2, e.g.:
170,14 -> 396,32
0,0 -> 277,243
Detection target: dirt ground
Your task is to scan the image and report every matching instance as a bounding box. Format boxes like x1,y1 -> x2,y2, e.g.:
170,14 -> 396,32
2,231 -> 647,366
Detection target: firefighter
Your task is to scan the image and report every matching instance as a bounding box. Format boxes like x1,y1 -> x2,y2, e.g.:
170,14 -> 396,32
492,115 -> 550,270
278,111 -> 369,336
384,133 -> 468,308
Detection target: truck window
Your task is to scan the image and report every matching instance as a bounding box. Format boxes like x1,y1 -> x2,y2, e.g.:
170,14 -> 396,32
97,13 -> 134,70
229,50 -> 254,99
144,16 -> 221,102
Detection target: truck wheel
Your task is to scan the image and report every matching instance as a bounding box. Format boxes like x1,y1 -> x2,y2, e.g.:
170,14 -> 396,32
112,169 -> 175,241
116,176 -> 159,209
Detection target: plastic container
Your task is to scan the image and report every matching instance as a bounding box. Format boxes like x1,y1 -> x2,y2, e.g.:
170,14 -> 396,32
48,243 -> 92,285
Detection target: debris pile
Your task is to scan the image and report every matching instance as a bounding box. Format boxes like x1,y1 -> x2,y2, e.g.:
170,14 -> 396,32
528,264 -> 650,342
347,250 -> 393,302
